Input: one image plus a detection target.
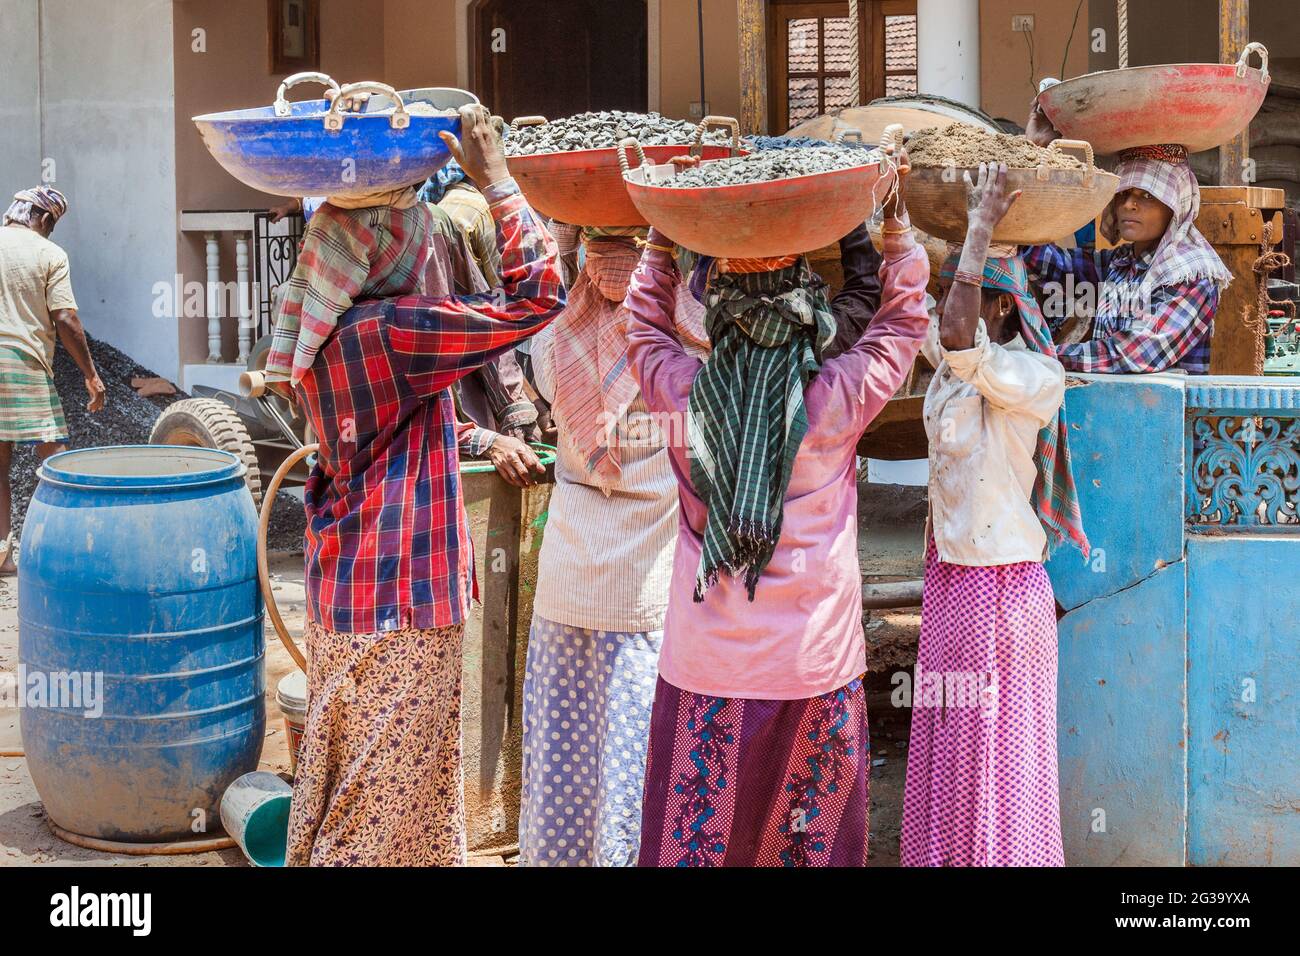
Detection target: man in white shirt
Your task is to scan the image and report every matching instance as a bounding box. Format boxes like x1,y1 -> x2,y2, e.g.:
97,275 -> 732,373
0,187 -> 105,573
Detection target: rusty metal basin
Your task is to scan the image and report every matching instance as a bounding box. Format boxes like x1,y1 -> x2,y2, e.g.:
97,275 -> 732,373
1037,46 -> 1270,155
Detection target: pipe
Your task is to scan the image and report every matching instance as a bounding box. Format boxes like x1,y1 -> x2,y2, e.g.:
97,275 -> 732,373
697,0 -> 706,112
49,821 -> 235,856
257,444 -> 319,673
862,579 -> 924,609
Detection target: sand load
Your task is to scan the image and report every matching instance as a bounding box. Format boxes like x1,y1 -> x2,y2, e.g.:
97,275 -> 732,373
902,125 -> 1117,246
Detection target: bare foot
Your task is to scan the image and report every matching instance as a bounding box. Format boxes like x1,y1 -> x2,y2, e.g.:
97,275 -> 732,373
0,558 -> 16,577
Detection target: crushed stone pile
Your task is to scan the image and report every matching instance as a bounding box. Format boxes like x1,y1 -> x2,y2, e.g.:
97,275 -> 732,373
744,134 -> 875,152
505,111 -> 730,154
907,124 -> 1085,170
660,145 -> 878,188
7,336 -> 307,552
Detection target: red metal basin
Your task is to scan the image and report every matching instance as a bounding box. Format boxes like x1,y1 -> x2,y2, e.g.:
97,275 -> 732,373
624,159 -> 890,259
1038,52 -> 1270,156
507,143 -> 747,227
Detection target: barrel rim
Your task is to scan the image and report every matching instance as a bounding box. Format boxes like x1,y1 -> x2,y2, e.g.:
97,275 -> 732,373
38,444 -> 247,491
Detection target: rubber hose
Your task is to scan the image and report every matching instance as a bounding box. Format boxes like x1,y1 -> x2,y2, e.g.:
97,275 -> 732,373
257,444 -> 319,673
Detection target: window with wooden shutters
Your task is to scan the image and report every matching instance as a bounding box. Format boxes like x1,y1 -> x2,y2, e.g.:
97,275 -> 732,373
768,0 -> 918,134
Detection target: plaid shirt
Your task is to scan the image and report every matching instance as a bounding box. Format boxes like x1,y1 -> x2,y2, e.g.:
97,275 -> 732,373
265,200 -> 434,384
295,179 -> 564,634
1024,242 -> 1218,374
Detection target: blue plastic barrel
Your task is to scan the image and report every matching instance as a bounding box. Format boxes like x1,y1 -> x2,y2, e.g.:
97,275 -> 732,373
18,446 -> 265,842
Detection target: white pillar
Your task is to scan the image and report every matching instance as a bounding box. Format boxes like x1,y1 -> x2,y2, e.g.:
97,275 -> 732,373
204,232 -> 222,363
916,0 -> 980,107
235,232 -> 252,364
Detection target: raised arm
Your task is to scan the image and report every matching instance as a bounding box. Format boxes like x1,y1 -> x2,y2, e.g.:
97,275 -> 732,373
810,141 -> 928,434
386,176 -> 565,398
1056,279 -> 1219,373
824,223 -> 884,358
808,216 -> 929,435
624,232 -> 701,421
386,107 -> 566,398
943,323 -> 1065,425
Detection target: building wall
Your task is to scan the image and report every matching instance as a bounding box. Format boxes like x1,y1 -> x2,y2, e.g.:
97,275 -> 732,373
0,1 -> 43,201
172,0 -> 392,367
658,0 -> 743,123
979,0 -> 1092,124
383,0 -> 460,92
5,0 -> 180,378
1088,0 -> 1298,70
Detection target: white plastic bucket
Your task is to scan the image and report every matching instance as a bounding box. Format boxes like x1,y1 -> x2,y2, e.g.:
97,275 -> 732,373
276,670 -> 308,775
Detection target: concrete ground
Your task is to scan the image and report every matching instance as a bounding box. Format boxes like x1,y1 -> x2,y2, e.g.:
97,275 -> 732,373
0,481 -> 927,868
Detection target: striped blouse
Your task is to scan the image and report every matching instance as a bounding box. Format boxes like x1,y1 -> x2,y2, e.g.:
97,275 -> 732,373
529,319 -> 681,634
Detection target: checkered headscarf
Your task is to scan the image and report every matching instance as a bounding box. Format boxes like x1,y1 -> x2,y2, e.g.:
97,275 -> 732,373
1101,154 -> 1232,293
941,250 -> 1090,559
4,187 -> 68,227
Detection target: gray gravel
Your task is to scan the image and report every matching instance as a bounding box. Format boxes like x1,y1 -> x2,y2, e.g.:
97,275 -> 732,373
659,145 -> 880,188
505,111 -> 730,155
7,336 -> 180,539
6,336 -> 308,553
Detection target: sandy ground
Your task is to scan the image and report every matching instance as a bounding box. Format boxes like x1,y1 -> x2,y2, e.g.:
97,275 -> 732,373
0,481 -> 927,868
0,551 -> 305,866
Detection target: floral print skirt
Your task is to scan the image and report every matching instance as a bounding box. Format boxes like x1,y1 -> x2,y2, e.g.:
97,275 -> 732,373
637,675 -> 869,867
286,621 -> 466,866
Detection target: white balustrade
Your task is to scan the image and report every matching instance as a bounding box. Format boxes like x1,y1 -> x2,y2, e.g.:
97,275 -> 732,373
180,210 -> 272,365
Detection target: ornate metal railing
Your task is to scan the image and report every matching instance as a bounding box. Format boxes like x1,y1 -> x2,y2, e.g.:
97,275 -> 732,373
252,211 -> 303,344
1186,380 -> 1300,531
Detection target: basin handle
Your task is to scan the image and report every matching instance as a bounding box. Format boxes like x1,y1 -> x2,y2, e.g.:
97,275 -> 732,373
324,82 -> 409,131
1236,42 -> 1269,82
1048,138 -> 1096,186
834,127 -> 865,145
274,72 -> 340,117
617,137 -> 651,176
691,115 -> 742,156
511,115 -> 548,128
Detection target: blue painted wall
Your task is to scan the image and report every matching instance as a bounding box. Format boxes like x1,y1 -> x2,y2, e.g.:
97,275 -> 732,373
1047,373 -> 1300,866
1187,536 -> 1300,866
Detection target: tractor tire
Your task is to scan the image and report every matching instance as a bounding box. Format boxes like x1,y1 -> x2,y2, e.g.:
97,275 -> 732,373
149,398 -> 264,506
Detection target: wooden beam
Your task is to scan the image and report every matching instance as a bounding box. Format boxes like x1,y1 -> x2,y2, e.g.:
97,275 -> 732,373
1218,0 -> 1250,185
738,0 -> 768,135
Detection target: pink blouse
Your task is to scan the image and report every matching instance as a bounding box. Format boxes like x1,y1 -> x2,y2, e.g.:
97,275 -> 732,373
624,222 -> 930,699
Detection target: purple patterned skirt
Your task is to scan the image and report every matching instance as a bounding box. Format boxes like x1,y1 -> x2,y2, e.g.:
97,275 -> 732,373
638,676 -> 869,867
900,538 -> 1064,867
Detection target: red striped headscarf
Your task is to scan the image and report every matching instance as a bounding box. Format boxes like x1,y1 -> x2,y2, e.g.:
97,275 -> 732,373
550,234 -> 708,488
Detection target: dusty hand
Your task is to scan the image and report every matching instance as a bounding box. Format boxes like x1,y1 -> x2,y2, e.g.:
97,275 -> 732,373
882,142 -> 910,219
486,435 -> 545,487
269,199 -> 301,224
85,375 -> 106,413
440,105 -> 509,188
963,162 -> 1021,232
325,89 -> 372,113
1025,97 -> 1061,148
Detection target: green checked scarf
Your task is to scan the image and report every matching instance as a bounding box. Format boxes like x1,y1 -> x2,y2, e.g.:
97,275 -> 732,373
687,260 -> 837,601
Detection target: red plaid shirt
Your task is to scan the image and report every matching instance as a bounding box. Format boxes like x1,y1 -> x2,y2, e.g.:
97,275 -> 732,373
294,179 -> 564,634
